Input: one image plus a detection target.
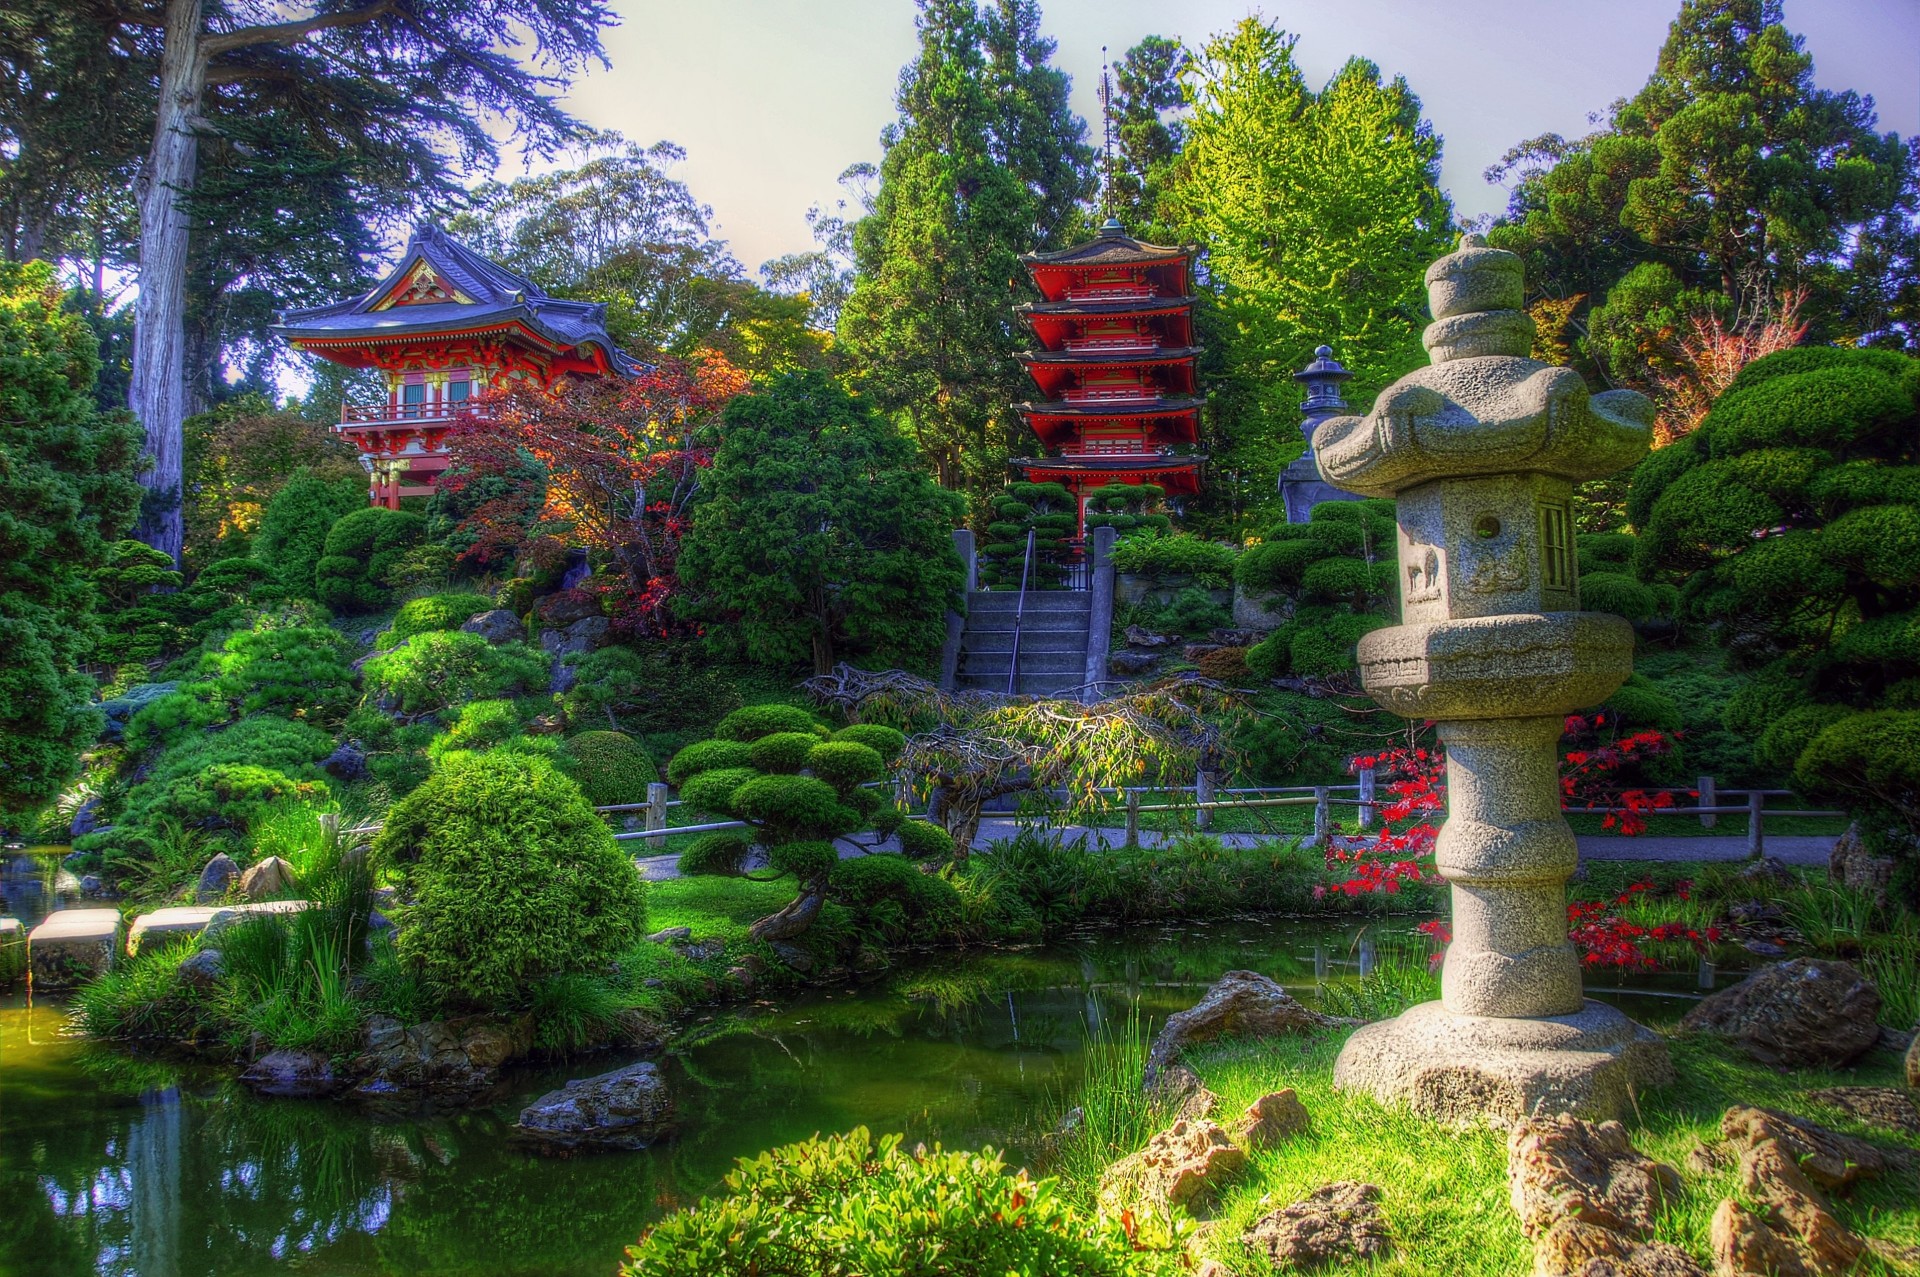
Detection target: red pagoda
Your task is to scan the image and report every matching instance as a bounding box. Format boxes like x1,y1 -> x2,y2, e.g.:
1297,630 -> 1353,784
275,224 -> 642,508
1011,218 -> 1205,527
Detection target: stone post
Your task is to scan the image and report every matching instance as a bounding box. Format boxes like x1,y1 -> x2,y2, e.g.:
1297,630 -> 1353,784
1314,233 -> 1672,1124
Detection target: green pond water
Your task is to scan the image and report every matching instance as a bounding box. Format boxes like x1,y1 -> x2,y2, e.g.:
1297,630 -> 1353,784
1,853 -> 1716,1277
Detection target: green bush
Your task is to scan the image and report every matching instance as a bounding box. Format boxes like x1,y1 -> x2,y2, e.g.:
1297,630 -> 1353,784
679,767 -> 759,817
124,682 -> 230,752
377,592 -> 493,650
427,699 -> 523,762
1128,586 -> 1232,637
1599,676 -> 1683,732
804,740 -> 885,793
206,619 -> 357,722
715,704 -> 826,742
562,730 -> 659,807
678,832 -> 753,877
373,752 -> 648,1008
560,642 -> 756,737
767,839 -> 839,881
832,723 -> 907,762
829,853 -> 961,943
747,731 -> 822,775
1581,571 -> 1660,620
1246,608 -> 1390,679
1109,531 -> 1238,587
255,468 -> 366,594
314,506 -> 426,612
667,739 -> 755,787
730,775 -> 860,843
361,631 -> 548,717
526,972 -> 631,1053
894,819 -> 955,864
620,1127 -> 1150,1277
70,939 -> 213,1041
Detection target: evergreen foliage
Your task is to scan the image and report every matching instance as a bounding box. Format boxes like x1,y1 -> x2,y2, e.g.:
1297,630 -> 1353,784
832,724 -> 907,763
1241,500 -> 1399,679
374,751 -> 648,1009
667,739 -> 756,787
978,482 -> 1077,589
378,593 -> 494,650
561,730 -> 660,807
314,506 -> 426,613
427,700 -> 525,762
360,631 -> 548,718
254,469 -> 367,595
679,372 -> 966,675
1104,36 -> 1189,238
0,260 -> 143,813
1109,532 -> 1238,589
677,832 -> 753,877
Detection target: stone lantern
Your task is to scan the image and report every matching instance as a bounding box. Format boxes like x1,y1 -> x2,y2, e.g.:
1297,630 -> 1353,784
1314,233 -> 1671,1124
1279,345 -> 1362,524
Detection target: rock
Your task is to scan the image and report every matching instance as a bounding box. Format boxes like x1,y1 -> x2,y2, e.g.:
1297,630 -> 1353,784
96,682 -> 177,743
646,926 -> 692,944
611,1009 -> 669,1052
525,713 -> 566,735
1143,970 -> 1346,1088
1804,1086 -> 1920,1135
350,1013 -> 533,1097
126,906 -> 220,957
323,742 -> 368,782
1711,1199 -> 1809,1277
1109,650 -> 1161,676
1532,1217 -> 1708,1277
1880,1025 -> 1914,1054
1190,1261 -> 1233,1277
512,1061 -> 674,1153
177,948 -> 225,991
367,909 -> 394,935
241,1049 -> 344,1098
1209,628 -> 1259,648
1685,1141 -> 1730,1174
1098,1119 -> 1247,1220
1720,1107 -> 1888,1192
1232,1088 -> 1310,1150
1124,624 -> 1173,648
1738,857 -> 1794,886
770,941 -> 815,973
1826,824 -> 1895,907
1908,1032 -> 1919,1090
1716,1137 -> 1868,1277
1680,959 -> 1882,1069
678,939 -> 724,963
68,796 -> 104,840
1174,1085 -> 1220,1123
238,856 -> 296,901
724,964 -> 756,990
27,908 -> 123,988
79,874 -> 105,896
1242,1182 -> 1390,1269
536,590 -> 601,627
1741,939 -> 1789,958
541,614 -> 610,658
1508,1115 -> 1682,1240
0,917 -> 25,984
194,852 -> 241,903
460,609 -> 525,644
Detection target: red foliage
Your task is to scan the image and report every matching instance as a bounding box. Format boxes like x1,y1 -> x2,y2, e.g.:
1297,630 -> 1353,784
441,350 -> 749,636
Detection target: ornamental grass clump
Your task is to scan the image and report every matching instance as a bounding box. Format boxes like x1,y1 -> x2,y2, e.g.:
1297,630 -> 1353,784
373,751 -> 648,1009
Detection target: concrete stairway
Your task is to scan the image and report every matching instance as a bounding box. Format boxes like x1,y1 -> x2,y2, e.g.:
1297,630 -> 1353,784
952,590 -> 1093,697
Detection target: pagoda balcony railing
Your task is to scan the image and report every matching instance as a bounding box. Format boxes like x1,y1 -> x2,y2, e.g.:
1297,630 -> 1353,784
1064,284 -> 1157,303
1061,386 -> 1162,404
1062,335 -> 1159,354
338,400 -> 472,428
1060,441 -> 1173,457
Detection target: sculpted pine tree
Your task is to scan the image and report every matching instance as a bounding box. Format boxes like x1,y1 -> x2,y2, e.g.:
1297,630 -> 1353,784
677,372 -> 966,677
838,0 -> 1094,497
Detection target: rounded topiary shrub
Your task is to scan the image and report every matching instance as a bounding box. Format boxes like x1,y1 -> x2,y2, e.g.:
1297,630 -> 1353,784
428,698 -> 523,762
668,739 -> 755,787
378,591 -> 494,649
714,704 -> 826,742
748,731 -> 822,775
678,832 -> 753,877
1580,572 -> 1660,621
680,766 -> 759,817
563,730 -> 660,807
373,752 -> 647,1007
313,506 -> 425,612
360,631 -> 548,717
893,819 -> 955,864
832,723 -> 907,762
805,740 -> 886,792
730,775 -> 859,843
766,839 -> 839,882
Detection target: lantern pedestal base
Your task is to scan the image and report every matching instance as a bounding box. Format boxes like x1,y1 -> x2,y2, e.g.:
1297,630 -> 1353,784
1332,998 -> 1671,1127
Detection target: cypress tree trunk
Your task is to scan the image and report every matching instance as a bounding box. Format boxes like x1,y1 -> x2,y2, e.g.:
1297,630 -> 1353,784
130,0 -> 208,566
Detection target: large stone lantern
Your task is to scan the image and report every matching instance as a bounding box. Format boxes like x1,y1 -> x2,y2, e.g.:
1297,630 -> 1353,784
1315,234 -> 1671,1124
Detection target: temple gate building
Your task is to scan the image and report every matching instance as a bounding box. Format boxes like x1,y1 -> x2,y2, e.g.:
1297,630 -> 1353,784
275,224 -> 641,508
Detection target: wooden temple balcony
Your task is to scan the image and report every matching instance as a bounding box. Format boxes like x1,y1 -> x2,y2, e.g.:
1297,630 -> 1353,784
1061,385 -> 1163,405
338,400 -> 471,429
1064,283 -> 1158,303
1063,335 -> 1160,354
1060,439 -> 1172,458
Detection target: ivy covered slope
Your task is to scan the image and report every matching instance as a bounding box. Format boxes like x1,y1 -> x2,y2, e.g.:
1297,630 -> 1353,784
1632,346 -> 1920,870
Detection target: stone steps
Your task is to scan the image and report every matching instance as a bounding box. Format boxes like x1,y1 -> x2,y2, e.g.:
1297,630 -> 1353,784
126,900 -> 310,958
953,587 -> 1096,699
28,908 -> 123,988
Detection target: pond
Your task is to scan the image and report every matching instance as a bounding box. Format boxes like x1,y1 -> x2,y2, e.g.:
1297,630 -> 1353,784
1,855 -> 1721,1277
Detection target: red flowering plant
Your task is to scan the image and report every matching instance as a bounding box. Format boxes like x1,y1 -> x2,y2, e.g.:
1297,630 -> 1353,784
440,350 -> 749,636
1328,721 -> 1716,969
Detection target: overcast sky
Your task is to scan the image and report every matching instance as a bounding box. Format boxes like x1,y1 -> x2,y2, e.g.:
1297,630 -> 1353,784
532,0 -> 1920,274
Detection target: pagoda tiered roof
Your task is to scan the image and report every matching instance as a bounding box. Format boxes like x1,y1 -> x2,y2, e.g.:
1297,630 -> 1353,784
275,224 -> 643,380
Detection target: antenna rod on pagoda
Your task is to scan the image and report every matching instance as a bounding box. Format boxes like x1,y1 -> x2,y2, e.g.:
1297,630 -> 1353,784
1099,47 -> 1115,220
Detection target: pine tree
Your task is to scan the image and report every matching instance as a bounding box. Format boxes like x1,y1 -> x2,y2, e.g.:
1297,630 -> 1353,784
1104,36 -> 1188,237
838,0 -> 1095,500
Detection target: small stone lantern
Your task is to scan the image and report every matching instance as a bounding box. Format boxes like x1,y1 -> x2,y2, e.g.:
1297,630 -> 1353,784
1314,234 -> 1671,1124
1279,345 -> 1363,524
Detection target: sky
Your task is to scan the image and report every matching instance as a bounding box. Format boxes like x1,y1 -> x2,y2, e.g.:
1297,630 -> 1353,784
532,0 -> 1920,274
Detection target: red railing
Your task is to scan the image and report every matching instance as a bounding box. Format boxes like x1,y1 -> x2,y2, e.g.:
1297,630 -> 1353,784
339,400 -> 467,427
1062,385 -> 1161,404
1062,440 -> 1164,457
1063,336 -> 1159,354
1065,285 -> 1157,303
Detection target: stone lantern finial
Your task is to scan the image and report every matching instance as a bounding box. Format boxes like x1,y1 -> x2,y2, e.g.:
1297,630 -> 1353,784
1311,235 -> 1670,1126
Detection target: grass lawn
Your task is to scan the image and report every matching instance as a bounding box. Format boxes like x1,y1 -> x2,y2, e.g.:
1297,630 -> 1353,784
1059,1028 -> 1920,1275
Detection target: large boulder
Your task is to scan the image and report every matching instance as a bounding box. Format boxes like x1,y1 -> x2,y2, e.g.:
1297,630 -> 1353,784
238,856 -> 296,901
1706,1103 -> 1897,1277
1144,970 -> 1347,1088
350,1014 -> 533,1098
1242,1182 -> 1391,1269
1827,824 -> 1895,907
1679,959 -> 1881,1069
194,852 -> 241,903
323,742 -> 369,782
1719,1107 -> 1888,1193
241,1049 -> 344,1098
460,609 -> 526,644
67,796 -> 104,840
1531,1218 -> 1707,1277
1098,1118 -> 1247,1222
512,1061 -> 674,1153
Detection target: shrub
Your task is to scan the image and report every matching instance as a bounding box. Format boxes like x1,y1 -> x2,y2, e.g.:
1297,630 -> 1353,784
620,1128 -> 1149,1277
560,642 -> 753,737
805,740 -> 886,794
361,631 -> 548,717
1129,586 -> 1231,637
124,683 -> 230,752
377,592 -> 493,650
427,699 -> 523,762
526,972 -> 630,1053
667,739 -> 754,786
373,752 -> 648,1008
730,775 -> 860,843
562,730 -> 660,807
1758,702 -> 1854,773
1195,646 -> 1250,682
156,763 -> 322,832
678,832 -> 753,877
767,839 -> 839,881
715,704 -> 826,742
894,820 -> 956,864
313,506 -> 426,612
832,723 -> 906,762
829,853 -> 961,943
1581,571 -> 1660,621
679,766 -> 759,816
70,939 -> 212,1041
1599,677 -> 1683,732
1109,531 -> 1238,587
254,468 -> 366,594
747,731 -> 822,775
207,620 -> 357,722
